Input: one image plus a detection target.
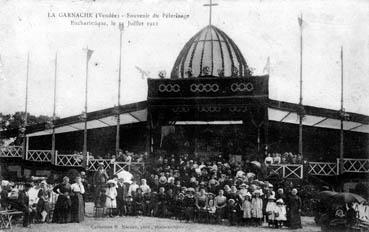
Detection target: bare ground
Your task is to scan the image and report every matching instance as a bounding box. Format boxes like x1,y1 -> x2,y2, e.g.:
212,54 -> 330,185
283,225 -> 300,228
5,203 -> 321,232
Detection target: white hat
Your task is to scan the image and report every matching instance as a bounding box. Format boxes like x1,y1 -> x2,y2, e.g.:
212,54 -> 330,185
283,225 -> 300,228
276,198 -> 284,204
1,180 -> 9,186
254,190 -> 261,195
107,179 -> 116,185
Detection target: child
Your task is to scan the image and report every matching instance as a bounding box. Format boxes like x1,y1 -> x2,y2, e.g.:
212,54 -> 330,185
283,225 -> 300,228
126,196 -> 134,216
175,193 -> 185,221
227,199 -> 239,226
207,193 -> 216,223
241,192 -> 252,225
143,192 -> 152,216
251,190 -> 263,226
105,180 -> 117,217
266,196 -> 276,227
133,188 -> 144,216
274,198 -> 287,228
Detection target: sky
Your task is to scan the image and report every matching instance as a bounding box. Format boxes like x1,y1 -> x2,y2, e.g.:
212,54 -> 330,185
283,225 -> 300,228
0,0 -> 368,118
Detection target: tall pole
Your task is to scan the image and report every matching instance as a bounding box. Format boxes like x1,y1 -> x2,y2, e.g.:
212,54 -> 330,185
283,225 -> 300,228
25,53 -> 30,127
298,14 -> 303,156
22,52 -> 30,161
116,23 -> 124,155
83,48 -> 93,165
340,46 -> 344,169
52,52 -> 57,163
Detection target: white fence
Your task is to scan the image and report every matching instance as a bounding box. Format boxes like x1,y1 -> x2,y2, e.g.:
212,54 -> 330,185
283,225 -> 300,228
0,146 -> 23,158
308,161 -> 339,176
113,162 -> 145,175
342,158 -> 369,173
1,146 -> 368,177
55,153 -> 83,167
26,150 -> 53,162
267,164 -> 304,179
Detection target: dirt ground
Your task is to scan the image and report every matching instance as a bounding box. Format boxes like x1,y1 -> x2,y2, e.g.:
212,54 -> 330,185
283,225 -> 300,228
6,203 -> 321,232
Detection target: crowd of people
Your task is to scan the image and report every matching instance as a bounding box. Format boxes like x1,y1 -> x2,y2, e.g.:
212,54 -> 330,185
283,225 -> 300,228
0,152 -> 306,229
0,174 -> 89,227
90,152 -> 304,228
264,152 -> 304,165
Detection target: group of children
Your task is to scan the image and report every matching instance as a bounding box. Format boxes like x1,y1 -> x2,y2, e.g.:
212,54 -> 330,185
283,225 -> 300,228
95,178 -> 288,228
264,195 -> 287,228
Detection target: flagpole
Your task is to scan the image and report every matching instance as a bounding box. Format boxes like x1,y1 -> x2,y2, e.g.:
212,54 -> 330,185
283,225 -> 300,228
116,23 -> 124,155
25,53 -> 30,128
83,48 -> 90,165
52,52 -> 57,164
340,46 -> 344,172
298,14 -> 303,157
22,52 -> 30,161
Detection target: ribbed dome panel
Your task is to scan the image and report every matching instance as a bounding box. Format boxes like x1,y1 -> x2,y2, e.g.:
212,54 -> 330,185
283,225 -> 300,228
171,25 -> 251,79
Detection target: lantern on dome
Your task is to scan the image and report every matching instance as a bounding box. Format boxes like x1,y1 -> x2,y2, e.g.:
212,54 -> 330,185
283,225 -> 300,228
158,70 -> 166,79
185,67 -> 193,78
232,66 -> 239,76
217,69 -> 224,78
202,66 -> 210,76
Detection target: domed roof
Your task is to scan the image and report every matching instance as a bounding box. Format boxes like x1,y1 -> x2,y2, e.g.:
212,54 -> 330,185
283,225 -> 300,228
170,25 -> 252,79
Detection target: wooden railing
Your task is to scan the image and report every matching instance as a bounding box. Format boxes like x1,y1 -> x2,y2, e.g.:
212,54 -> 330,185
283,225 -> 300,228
267,164 -> 304,179
87,159 -> 112,171
308,161 -> 339,176
113,162 -> 145,175
0,146 -> 23,158
342,158 -> 369,173
26,150 -> 52,162
1,146 -> 369,177
55,153 -> 83,167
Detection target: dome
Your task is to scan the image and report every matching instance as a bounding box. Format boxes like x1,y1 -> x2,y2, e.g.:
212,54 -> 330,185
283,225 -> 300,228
170,25 -> 252,79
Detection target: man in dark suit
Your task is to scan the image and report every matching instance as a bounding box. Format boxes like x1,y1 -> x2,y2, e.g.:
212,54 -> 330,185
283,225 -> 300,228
18,183 -> 34,228
116,178 -> 128,216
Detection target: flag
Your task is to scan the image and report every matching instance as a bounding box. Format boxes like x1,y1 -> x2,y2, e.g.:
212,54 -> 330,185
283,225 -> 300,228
85,48 -> 94,62
135,66 -> 150,79
298,14 -> 303,27
263,56 -> 270,74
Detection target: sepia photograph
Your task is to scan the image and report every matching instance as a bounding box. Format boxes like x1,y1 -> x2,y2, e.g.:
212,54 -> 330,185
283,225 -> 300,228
0,0 -> 368,231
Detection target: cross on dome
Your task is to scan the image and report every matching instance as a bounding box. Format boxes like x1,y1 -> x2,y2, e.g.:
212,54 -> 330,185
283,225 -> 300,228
203,0 -> 218,26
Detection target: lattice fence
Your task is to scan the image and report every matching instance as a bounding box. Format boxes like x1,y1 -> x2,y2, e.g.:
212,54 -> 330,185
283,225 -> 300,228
55,154 -> 83,167
308,162 -> 339,176
267,164 -> 303,179
113,162 -> 145,176
0,146 -> 23,158
87,159 -> 112,171
26,150 -> 52,162
342,159 -> 369,173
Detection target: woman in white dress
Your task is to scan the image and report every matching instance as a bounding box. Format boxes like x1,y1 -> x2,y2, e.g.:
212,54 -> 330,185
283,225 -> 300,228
251,190 -> 263,226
